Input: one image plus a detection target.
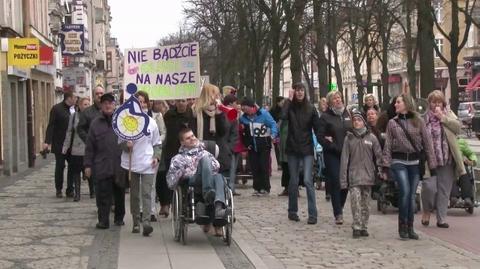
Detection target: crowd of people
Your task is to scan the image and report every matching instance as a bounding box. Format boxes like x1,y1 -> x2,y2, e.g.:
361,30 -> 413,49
44,83 -> 476,240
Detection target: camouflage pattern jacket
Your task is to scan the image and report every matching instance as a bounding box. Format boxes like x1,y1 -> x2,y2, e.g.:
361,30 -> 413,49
167,143 -> 220,189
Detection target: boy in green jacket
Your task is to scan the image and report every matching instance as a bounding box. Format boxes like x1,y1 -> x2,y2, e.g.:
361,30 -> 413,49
451,138 -> 477,207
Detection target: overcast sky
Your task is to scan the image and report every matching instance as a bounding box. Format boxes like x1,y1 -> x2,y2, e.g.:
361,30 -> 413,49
109,0 -> 185,51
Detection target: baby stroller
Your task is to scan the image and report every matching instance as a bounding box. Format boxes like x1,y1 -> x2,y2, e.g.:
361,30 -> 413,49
312,134 -> 325,189
376,172 -> 421,214
449,164 -> 478,214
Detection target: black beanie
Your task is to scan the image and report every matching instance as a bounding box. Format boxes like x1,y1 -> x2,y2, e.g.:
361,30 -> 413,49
241,97 -> 256,107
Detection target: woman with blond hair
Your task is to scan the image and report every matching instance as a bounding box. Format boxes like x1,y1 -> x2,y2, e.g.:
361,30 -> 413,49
318,90 -> 352,224
421,90 -> 466,229
382,93 -> 437,239
190,84 -> 229,176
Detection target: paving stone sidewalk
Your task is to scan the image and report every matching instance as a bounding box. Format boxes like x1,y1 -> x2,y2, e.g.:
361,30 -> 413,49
232,174 -> 480,269
0,163 -> 118,269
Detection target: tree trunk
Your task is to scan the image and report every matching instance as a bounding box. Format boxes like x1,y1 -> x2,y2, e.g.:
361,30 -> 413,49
313,0 -> 328,97
417,0 -> 435,98
286,0 -> 306,84
331,45 -> 344,94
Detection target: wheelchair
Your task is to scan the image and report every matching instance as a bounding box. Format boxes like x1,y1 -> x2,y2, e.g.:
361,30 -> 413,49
449,165 -> 478,214
171,176 -> 235,246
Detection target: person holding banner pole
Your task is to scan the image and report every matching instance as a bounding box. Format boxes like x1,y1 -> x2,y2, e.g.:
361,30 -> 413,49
119,91 -> 162,236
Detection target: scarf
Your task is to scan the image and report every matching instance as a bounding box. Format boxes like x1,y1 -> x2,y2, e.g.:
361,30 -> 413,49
332,106 -> 345,116
426,109 -> 450,166
353,127 -> 367,137
196,105 -> 216,141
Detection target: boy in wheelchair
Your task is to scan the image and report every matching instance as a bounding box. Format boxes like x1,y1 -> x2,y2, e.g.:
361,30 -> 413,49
450,138 -> 477,208
167,127 -> 228,227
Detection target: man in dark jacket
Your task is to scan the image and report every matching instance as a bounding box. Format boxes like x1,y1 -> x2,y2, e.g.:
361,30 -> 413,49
77,85 -> 104,197
84,93 -> 125,229
44,91 -> 76,198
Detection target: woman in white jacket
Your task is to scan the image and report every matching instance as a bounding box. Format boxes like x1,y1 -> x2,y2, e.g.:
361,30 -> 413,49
120,91 -> 162,236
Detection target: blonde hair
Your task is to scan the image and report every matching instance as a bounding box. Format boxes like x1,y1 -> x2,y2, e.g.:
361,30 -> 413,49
326,91 -> 343,107
364,93 -> 377,104
194,83 -> 220,114
427,90 -> 447,107
222,85 -> 236,96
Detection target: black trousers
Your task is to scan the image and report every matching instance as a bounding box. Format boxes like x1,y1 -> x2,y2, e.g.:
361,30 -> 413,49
324,153 -> 348,217
54,153 -> 73,194
69,155 -> 83,193
95,176 -> 125,226
451,174 -> 474,199
281,162 -> 290,188
156,159 -> 173,206
248,149 -> 271,192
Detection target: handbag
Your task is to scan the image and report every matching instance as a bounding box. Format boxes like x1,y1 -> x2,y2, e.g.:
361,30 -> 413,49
395,119 -> 427,179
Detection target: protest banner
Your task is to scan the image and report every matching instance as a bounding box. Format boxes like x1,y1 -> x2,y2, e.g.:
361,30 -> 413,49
123,42 -> 201,100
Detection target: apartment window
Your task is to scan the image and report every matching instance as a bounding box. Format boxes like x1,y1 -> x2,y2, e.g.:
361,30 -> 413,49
435,38 -> 443,58
433,1 -> 443,22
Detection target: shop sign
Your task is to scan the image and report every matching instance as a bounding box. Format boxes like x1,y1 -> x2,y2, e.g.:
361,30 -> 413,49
7,38 -> 40,67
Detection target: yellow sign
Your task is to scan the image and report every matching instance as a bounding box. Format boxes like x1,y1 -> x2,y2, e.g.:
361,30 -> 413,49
8,38 -> 40,67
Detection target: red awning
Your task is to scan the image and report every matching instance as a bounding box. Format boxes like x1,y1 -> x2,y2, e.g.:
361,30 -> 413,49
466,73 -> 480,90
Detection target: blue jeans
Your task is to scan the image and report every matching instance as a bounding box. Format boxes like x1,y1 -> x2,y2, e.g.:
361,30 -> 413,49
287,154 -> 317,219
390,163 -> 420,224
189,156 -> 225,204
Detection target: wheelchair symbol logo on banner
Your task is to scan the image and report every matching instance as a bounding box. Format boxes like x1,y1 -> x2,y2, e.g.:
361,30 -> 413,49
112,83 -> 150,141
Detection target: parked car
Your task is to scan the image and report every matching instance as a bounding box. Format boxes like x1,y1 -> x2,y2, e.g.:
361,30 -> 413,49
458,102 -> 480,126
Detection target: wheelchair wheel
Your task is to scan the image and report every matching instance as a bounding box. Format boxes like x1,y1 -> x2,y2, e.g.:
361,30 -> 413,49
222,188 -> 234,246
171,188 -> 182,242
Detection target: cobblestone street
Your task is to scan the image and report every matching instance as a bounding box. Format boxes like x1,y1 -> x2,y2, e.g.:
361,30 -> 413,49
232,170 -> 480,269
0,162 -> 118,269
1,161 -> 480,268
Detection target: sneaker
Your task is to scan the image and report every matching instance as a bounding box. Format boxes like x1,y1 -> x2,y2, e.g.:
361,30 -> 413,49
335,215 -> 344,225
352,230 -> 362,238
114,220 -> 125,226
142,224 -> 153,236
252,191 -> 261,196
56,191 -> 63,198
278,189 -> 288,196
214,203 -> 228,226
288,213 -> 300,222
307,217 -> 317,225
465,197 -> 474,207
259,190 -> 269,196
150,215 -> 157,222
204,190 -> 216,205
360,230 -> 369,237
132,225 -> 140,233
96,223 -> 109,229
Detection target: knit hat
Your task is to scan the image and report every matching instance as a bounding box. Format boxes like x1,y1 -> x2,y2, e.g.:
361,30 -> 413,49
241,97 -> 256,107
351,110 -> 367,127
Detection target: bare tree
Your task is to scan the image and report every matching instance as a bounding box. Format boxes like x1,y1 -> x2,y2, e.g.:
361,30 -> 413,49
432,0 -> 478,112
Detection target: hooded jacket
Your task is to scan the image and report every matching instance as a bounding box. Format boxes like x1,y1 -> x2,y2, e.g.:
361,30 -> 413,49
166,143 -> 220,189
339,130 -> 383,189
239,108 -> 278,152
